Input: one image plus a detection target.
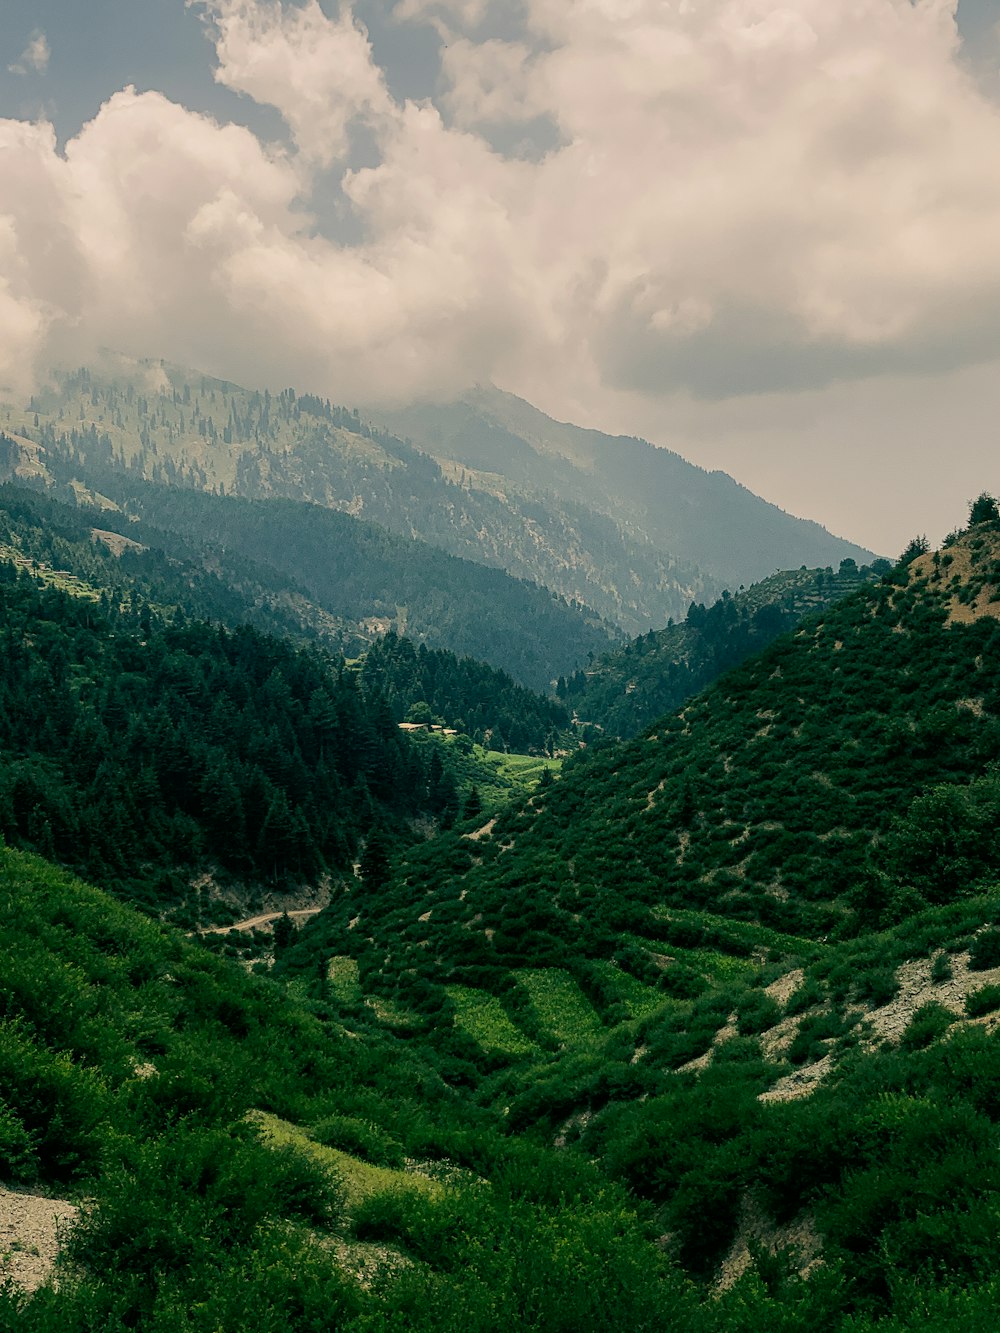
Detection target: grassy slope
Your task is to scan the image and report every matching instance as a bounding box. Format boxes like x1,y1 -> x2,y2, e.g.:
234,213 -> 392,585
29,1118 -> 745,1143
0,846 -> 718,1332
271,520 -> 1000,1323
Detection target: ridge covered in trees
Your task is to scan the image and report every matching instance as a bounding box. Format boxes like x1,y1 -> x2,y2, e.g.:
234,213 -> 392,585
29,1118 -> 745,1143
3,447 -> 618,690
564,558 -> 888,738
5,362 -> 723,634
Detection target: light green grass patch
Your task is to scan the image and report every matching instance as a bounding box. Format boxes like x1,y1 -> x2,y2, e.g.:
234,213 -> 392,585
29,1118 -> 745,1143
447,985 -> 537,1056
649,906 -> 819,959
587,961 -> 673,1020
365,996 -> 422,1029
622,935 -> 758,984
327,956 -> 361,1004
515,969 -> 603,1045
249,1111 -> 440,1209
484,751 -> 562,788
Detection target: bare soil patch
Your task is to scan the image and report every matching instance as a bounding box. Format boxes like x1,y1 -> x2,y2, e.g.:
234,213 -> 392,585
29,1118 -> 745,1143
0,1187 -> 78,1294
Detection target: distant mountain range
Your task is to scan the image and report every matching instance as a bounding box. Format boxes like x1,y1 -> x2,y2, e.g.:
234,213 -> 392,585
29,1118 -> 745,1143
377,385 -> 876,591
2,356 -> 873,645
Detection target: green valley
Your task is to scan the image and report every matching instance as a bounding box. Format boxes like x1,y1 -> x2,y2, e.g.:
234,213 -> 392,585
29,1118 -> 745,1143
2,485 -> 1000,1331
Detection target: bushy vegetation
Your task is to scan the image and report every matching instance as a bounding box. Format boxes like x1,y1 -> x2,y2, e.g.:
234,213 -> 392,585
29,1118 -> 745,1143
6,497 -> 1000,1330
570,559 -> 884,737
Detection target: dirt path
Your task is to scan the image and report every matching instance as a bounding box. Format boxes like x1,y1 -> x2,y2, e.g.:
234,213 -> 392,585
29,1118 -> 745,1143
195,907 -> 324,936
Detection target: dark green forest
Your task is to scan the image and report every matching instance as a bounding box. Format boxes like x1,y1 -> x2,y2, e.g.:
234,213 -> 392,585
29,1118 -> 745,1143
0,562 -> 440,917
358,631 -> 571,754
0,484 -> 572,756
20,451 -> 618,691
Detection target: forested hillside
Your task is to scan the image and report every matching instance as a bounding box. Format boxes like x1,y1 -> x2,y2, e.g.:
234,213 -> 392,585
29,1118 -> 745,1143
0,561 -> 441,918
328,519 -> 1000,980
2,361 -> 721,633
358,631 -> 570,754
6,493 -> 1000,1330
380,385 -> 875,589
261,503 -> 1000,1325
0,484 -> 573,755
568,558 -> 886,737
0,446 -> 618,689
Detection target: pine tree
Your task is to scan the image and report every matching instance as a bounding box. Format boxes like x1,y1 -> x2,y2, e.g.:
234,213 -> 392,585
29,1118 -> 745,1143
969,492 -> 1000,526
359,824 -> 391,895
272,911 -> 295,952
463,785 -> 482,823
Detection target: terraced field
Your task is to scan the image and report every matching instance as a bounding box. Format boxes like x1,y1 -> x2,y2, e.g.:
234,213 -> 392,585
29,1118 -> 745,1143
447,986 -> 538,1056
327,956 -> 362,1005
515,969 -> 605,1046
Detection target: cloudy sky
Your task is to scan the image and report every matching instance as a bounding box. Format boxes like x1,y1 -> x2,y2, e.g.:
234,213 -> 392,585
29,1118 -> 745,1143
1,0 -> 999,554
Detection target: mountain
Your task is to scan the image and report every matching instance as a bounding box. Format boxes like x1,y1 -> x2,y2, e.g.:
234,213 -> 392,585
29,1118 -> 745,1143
7,504 -> 1000,1329
378,385 -> 876,591
567,557 -> 888,738
4,358 -> 872,640
268,506 -> 1000,1321
0,438 -> 619,691
4,359 -> 719,635
332,519 -> 1000,976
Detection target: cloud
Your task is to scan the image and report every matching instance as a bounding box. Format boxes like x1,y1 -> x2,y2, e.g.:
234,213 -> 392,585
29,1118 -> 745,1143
3,0 -> 1000,414
8,30 -> 50,76
195,0 -> 393,166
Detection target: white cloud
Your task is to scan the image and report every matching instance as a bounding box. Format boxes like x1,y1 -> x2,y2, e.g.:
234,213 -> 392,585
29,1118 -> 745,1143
195,0 -> 394,166
8,30 -> 50,76
2,0 -> 1000,438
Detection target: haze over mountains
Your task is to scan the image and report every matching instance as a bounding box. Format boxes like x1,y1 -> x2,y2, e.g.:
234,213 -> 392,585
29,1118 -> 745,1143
379,386 -> 874,591
2,357 -> 872,648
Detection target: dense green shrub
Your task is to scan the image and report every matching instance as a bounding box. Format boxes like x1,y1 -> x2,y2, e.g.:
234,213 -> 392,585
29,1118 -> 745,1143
965,986 -> 1000,1018
899,1003 -> 953,1052
311,1114 -> 405,1168
968,929 -> 1000,971
853,966 -> 900,1008
737,991 -> 782,1035
787,1011 -> 848,1066
930,952 -> 954,983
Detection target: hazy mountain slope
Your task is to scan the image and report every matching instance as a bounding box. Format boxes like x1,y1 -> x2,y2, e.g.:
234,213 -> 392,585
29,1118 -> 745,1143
0,480 -> 369,654
0,438 -> 619,688
4,360 -> 720,633
69,474 -> 617,689
570,557 -> 886,738
379,386 -> 876,588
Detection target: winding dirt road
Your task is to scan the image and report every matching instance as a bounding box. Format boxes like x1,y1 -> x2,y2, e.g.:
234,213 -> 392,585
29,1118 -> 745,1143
194,907 -> 324,936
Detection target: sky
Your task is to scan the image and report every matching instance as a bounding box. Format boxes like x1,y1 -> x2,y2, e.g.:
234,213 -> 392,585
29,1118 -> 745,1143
1,1 -> 999,555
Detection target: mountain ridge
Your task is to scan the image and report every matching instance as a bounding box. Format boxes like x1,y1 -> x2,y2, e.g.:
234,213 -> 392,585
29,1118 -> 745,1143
4,357 -> 873,637
378,383 -> 876,588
